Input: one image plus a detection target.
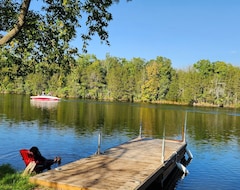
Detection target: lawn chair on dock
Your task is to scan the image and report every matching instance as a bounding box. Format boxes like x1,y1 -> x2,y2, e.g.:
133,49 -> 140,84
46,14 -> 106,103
19,149 -> 45,175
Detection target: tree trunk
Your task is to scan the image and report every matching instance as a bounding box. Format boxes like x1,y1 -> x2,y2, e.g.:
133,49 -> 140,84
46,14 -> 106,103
0,0 -> 31,45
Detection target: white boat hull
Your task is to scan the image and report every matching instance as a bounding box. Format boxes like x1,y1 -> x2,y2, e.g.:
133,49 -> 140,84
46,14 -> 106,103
30,95 -> 61,101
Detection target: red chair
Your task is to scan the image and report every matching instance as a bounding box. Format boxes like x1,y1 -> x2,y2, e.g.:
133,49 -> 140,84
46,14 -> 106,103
20,149 -> 45,174
20,149 -> 35,165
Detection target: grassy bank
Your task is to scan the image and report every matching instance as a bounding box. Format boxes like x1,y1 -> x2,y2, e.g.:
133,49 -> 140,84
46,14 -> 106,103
0,164 -> 39,190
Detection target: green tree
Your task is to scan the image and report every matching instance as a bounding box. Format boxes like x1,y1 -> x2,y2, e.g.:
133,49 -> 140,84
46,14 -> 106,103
84,60 -> 106,99
141,56 -> 173,102
166,69 -> 180,102
141,60 -> 160,102
155,56 -> 173,100
106,57 -> 124,100
0,0 -> 132,52
230,68 -> 240,106
193,59 -> 214,77
24,73 -> 47,95
69,54 -> 99,99
65,68 -> 82,98
193,60 -> 214,104
127,57 -> 145,101
0,0 -> 111,48
177,67 -> 201,104
212,61 -> 240,106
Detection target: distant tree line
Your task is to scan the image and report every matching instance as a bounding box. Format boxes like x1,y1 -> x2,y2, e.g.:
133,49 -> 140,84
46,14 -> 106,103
1,48 -> 240,107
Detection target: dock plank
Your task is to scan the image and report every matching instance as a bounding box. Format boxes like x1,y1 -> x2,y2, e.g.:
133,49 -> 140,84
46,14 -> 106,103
30,138 -> 186,190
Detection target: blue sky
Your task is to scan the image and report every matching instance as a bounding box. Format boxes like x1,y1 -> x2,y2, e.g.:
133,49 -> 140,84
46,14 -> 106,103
73,0 -> 240,69
29,0 -> 240,69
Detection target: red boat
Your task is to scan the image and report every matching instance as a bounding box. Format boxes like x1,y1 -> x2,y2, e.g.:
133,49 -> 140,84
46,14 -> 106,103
30,95 -> 61,101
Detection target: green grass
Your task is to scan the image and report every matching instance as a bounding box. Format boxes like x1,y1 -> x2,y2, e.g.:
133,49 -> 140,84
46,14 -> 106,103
0,164 -> 36,190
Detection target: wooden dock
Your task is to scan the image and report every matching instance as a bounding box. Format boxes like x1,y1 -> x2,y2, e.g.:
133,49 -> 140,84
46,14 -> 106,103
29,137 -> 187,190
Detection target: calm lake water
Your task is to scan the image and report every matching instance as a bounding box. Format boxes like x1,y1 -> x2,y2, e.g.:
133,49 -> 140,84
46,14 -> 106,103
1,94 -> 240,190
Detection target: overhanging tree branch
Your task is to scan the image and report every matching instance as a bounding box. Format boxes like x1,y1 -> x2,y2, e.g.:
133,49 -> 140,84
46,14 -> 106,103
0,0 -> 31,45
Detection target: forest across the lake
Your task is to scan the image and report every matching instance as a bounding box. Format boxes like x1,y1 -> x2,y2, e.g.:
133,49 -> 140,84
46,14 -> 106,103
1,51 -> 240,108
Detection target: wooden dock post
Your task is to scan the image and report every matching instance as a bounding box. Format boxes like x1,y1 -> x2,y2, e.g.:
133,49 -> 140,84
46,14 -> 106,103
96,131 -> 102,155
183,111 -> 188,143
138,122 -> 143,139
161,125 -> 165,164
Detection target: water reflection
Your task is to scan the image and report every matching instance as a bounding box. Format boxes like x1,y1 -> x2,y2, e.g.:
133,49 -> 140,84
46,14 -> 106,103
30,100 -> 59,109
1,94 -> 240,189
